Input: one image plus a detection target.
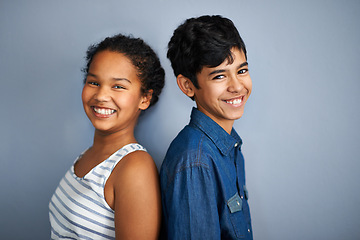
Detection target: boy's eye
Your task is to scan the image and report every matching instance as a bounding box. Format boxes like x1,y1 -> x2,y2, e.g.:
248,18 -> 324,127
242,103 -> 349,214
238,69 -> 248,74
212,75 -> 225,80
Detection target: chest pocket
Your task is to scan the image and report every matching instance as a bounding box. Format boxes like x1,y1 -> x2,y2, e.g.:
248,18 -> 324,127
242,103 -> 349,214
227,192 -> 242,213
227,192 -> 246,239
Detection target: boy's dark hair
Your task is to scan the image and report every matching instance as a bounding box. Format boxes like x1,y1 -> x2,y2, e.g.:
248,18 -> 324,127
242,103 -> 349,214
83,34 -> 165,108
167,15 -> 247,89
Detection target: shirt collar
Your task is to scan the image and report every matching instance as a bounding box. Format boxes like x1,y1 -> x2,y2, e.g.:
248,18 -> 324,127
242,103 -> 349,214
189,107 -> 242,156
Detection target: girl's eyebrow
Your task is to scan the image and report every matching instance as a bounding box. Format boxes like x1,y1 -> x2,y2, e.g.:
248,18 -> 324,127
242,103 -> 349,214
208,61 -> 249,76
87,72 -> 97,78
113,77 -> 131,84
87,73 -> 131,84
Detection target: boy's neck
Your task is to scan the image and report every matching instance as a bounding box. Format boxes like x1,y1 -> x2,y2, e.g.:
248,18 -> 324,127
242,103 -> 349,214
197,109 -> 235,135
219,121 -> 234,135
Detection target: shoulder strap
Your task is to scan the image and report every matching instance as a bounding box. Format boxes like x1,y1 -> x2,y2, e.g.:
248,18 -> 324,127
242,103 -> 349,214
103,143 -> 147,174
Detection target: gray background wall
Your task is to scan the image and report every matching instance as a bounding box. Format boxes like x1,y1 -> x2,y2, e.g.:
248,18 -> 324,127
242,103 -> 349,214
1,0 -> 359,239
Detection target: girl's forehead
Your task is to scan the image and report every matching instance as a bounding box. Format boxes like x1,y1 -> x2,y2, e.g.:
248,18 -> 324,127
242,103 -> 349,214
89,51 -> 142,84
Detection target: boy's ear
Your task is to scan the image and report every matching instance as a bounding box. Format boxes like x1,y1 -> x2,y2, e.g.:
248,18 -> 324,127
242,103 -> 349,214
177,74 -> 195,98
139,89 -> 153,110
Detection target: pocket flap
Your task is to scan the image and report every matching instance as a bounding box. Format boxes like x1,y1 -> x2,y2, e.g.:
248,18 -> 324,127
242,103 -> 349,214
227,193 -> 242,213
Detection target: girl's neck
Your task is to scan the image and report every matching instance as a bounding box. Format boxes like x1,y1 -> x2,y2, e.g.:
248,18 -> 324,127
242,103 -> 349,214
91,128 -> 137,154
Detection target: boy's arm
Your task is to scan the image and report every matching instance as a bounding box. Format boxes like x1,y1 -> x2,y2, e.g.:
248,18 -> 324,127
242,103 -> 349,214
162,163 -> 221,240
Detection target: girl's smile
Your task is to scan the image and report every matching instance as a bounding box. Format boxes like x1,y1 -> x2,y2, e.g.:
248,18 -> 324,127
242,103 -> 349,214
91,106 -> 116,118
82,50 -> 151,135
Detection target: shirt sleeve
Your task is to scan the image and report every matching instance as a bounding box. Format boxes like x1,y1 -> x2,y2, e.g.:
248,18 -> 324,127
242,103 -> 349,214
162,161 -> 221,240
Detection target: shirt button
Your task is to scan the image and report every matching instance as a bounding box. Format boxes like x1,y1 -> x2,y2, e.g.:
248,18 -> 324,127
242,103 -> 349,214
240,195 -> 244,199
234,142 -> 238,147
248,229 -> 251,233
236,201 -> 240,206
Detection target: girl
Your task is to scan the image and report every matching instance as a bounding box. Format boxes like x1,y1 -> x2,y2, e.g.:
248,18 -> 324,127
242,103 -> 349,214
49,34 -> 165,239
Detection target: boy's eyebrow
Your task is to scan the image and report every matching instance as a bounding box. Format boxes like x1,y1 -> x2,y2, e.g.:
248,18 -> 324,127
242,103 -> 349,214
208,61 -> 249,76
87,73 -> 131,83
239,61 -> 249,68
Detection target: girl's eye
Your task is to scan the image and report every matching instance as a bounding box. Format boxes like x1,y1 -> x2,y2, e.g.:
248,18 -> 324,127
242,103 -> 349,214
88,81 -> 99,86
238,69 -> 248,74
114,85 -> 125,90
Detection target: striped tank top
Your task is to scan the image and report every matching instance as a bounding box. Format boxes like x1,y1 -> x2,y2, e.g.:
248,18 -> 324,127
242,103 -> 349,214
49,143 -> 146,239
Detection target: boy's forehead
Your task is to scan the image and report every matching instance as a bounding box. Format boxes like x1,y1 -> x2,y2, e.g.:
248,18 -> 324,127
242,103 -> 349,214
199,48 -> 246,73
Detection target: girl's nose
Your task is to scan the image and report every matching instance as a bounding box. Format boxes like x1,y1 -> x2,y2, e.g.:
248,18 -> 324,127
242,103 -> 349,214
94,87 -> 111,102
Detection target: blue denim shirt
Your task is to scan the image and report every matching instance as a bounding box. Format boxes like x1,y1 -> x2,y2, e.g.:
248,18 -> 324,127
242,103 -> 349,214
160,108 -> 253,240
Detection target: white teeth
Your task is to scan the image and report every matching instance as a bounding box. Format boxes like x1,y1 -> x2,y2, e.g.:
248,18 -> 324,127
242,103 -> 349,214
226,98 -> 242,105
94,107 -> 115,115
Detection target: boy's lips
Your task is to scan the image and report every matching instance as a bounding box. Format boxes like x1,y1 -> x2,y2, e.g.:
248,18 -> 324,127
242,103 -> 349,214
224,96 -> 244,105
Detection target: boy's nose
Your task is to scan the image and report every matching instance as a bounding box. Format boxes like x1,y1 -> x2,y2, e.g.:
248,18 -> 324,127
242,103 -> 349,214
228,76 -> 244,93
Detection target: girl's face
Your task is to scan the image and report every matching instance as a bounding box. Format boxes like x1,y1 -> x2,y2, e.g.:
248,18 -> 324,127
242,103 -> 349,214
82,50 -> 151,135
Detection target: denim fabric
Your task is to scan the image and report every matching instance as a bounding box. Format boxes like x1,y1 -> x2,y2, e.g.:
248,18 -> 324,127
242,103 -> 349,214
160,108 -> 253,240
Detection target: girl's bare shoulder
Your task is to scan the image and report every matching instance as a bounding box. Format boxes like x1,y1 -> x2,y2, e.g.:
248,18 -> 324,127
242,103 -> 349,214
113,150 -> 158,186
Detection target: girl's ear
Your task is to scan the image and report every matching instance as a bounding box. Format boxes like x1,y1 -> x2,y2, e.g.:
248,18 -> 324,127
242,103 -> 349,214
139,89 -> 153,110
177,74 -> 195,98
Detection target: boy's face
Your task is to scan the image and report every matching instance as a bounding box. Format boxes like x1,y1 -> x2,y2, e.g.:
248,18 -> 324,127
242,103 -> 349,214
193,48 -> 252,133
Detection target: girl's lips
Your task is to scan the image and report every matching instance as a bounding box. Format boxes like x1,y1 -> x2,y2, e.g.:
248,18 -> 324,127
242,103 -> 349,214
91,106 -> 116,117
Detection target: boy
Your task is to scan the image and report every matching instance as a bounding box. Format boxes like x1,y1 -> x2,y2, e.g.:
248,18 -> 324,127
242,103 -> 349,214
160,15 -> 253,239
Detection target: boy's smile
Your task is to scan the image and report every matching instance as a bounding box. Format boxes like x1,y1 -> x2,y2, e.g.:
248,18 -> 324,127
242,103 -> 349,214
192,47 -> 252,133
225,96 -> 243,105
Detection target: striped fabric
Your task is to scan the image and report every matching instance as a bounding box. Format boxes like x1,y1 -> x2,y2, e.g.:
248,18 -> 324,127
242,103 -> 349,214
49,143 -> 146,239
